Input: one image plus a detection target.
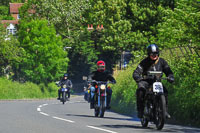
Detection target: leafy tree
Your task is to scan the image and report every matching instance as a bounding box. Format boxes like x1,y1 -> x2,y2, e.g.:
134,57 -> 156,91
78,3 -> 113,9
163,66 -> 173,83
0,24 -> 22,76
0,5 -> 14,20
16,19 -> 68,84
156,0 -> 200,48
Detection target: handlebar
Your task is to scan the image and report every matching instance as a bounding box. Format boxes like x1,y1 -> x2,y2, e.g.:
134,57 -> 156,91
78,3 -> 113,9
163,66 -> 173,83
87,80 -> 114,84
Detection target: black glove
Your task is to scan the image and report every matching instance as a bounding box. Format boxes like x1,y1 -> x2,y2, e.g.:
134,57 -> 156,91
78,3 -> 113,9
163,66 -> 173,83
167,76 -> 174,83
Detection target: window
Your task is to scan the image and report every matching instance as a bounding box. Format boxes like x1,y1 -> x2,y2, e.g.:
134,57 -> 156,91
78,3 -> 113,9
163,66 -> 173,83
17,14 -> 20,19
6,24 -> 17,35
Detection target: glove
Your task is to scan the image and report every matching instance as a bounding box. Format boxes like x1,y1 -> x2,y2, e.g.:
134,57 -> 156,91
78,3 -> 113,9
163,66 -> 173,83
167,76 -> 174,83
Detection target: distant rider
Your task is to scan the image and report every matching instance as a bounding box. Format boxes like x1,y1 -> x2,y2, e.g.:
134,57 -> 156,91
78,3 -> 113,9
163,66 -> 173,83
133,44 -> 174,118
57,74 -> 73,100
89,60 -> 116,109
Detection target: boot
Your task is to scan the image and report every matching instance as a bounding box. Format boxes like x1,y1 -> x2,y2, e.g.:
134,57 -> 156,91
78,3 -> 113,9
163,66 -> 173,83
166,106 -> 171,119
106,94 -> 111,109
90,97 -> 95,109
165,95 -> 171,119
57,90 -> 61,100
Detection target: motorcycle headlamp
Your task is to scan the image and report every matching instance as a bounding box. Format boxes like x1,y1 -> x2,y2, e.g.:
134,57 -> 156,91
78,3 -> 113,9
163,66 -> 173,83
100,85 -> 106,90
63,85 -> 67,88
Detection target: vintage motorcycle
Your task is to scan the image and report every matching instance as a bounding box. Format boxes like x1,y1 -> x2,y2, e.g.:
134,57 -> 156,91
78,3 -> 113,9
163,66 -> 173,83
56,81 -> 69,104
60,84 -> 69,104
86,80 -> 112,118
141,71 -> 169,130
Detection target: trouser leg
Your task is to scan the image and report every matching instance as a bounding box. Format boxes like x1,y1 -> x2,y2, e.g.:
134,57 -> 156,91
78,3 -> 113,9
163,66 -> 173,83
68,88 -> 71,98
58,89 -> 61,99
136,81 -> 149,118
90,86 -> 95,109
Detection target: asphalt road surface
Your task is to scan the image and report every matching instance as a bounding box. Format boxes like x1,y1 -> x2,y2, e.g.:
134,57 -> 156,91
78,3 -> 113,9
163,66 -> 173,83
0,96 -> 200,133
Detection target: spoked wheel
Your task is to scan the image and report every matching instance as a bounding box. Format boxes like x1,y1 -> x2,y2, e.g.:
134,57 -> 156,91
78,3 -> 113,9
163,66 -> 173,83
99,99 -> 105,118
155,95 -> 166,130
141,104 -> 149,127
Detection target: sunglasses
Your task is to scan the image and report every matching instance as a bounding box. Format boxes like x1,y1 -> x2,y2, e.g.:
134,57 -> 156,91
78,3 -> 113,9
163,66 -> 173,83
150,52 -> 158,56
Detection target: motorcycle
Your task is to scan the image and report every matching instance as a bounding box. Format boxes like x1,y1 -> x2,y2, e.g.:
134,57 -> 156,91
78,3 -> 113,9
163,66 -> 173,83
60,84 -> 69,104
84,86 -> 90,102
141,71 -> 169,130
90,80 -> 112,118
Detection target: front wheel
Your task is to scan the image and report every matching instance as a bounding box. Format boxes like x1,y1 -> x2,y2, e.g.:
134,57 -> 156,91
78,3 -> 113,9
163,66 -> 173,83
62,92 -> 66,104
155,95 -> 166,130
141,103 -> 149,127
99,99 -> 105,118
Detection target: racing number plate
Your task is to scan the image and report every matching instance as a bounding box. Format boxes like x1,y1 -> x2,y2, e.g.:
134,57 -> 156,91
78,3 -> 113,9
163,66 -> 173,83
153,82 -> 164,93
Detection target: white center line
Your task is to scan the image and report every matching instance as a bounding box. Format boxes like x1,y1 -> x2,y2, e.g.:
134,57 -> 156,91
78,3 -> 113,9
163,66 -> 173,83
37,107 -> 41,112
87,125 -> 118,133
40,112 -> 49,116
52,116 -> 75,123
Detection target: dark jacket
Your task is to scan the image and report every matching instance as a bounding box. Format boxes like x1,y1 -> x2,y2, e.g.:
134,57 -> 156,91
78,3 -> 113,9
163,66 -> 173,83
133,57 -> 174,83
89,70 -> 116,83
58,79 -> 73,88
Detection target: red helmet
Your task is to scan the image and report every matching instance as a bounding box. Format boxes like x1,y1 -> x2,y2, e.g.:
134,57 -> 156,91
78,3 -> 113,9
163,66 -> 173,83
97,60 -> 105,72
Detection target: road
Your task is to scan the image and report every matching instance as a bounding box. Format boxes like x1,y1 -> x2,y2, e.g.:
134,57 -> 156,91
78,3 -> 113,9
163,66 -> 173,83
0,96 -> 200,133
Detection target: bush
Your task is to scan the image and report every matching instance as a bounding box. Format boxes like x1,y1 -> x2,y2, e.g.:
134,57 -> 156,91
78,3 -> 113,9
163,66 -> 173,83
165,54 -> 200,127
0,77 -> 58,99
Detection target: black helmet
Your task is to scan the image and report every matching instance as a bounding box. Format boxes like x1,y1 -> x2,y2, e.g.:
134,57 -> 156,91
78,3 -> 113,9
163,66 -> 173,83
64,73 -> 68,77
147,44 -> 159,56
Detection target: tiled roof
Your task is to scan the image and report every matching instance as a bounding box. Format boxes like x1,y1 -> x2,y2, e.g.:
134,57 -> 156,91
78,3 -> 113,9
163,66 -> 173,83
9,3 -> 24,14
1,20 -> 19,25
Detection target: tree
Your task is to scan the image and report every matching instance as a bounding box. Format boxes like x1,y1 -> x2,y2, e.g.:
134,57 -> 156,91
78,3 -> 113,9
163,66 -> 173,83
16,19 -> 68,84
0,24 -> 22,77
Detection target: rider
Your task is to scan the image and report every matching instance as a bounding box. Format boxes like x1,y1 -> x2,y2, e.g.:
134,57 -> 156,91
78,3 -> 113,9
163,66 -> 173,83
57,73 -> 73,100
89,60 -> 116,109
133,44 -> 174,118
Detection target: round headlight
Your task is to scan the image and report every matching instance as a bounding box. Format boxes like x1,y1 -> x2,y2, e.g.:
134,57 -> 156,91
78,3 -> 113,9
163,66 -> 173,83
100,85 -> 106,90
63,85 -> 67,88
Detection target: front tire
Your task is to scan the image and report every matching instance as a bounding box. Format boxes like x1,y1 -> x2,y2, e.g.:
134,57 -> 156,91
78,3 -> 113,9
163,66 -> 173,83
155,95 -> 166,130
141,103 -> 149,127
100,99 -> 105,118
62,92 -> 66,104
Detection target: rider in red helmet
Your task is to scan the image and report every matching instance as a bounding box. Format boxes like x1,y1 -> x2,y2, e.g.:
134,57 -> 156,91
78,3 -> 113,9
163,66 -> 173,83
89,60 -> 116,109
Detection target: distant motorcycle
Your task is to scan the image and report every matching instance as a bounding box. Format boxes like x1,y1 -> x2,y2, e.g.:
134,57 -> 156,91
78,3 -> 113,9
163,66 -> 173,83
141,71 -> 169,130
90,80 -> 113,118
56,81 -> 69,104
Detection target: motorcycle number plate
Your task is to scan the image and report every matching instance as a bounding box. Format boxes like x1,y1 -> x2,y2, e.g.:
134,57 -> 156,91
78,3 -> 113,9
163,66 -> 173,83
153,82 -> 164,93
62,88 -> 67,91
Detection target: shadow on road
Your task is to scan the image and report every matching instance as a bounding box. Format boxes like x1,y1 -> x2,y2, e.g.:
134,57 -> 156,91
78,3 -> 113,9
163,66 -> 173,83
65,113 -> 136,122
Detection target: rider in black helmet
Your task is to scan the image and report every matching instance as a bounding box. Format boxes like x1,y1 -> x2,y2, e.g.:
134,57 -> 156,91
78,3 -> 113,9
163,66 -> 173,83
133,44 -> 174,118
57,73 -> 73,100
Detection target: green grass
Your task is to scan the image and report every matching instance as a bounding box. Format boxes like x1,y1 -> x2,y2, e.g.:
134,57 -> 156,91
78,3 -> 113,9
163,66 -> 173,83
0,77 -> 58,99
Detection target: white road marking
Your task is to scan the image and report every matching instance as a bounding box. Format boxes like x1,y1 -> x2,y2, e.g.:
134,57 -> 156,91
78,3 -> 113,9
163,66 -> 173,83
42,103 -> 48,106
87,125 -> 118,133
52,116 -> 75,123
37,107 -> 41,112
40,112 -> 49,116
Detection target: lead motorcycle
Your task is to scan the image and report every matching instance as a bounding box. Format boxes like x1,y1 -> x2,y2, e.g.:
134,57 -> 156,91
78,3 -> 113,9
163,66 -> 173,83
141,71 -> 169,130
89,80 -> 113,118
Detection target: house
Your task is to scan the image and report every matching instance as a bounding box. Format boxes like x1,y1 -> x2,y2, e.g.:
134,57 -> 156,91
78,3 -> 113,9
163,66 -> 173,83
1,3 -> 24,35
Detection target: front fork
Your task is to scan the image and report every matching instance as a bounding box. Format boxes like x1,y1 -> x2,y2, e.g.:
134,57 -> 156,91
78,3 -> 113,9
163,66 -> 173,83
98,88 -> 107,107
